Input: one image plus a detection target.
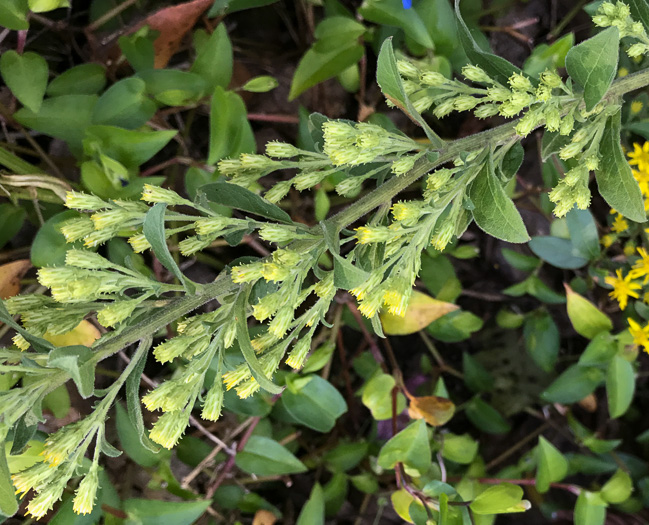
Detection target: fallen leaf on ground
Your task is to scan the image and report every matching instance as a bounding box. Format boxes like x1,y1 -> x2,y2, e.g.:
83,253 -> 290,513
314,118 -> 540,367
0,260 -> 31,299
44,320 -> 101,347
407,395 -> 455,426
380,290 -> 458,335
252,509 -> 277,525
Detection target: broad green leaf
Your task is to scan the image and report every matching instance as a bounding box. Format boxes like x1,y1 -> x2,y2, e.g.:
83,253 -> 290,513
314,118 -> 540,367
536,436 -> 569,493
391,489 -> 418,524
333,253 -> 370,290
191,24 -> 233,90
123,498 -> 210,525
524,32 -> 574,77
302,341 -> 336,373
296,483 -> 324,525
528,236 -> 588,269
470,483 -> 529,514
0,204 -> 26,250
454,0 -> 521,85
565,26 -> 619,111
574,491 -> 606,525
359,0 -> 433,49
420,253 -> 462,302
47,63 -> 106,96
380,290 -> 458,335
524,311 -> 559,372
377,419 -> 431,475
628,0 -> 649,33
118,29 -> 155,72
289,20 -> 364,101
115,402 -> 162,467
207,86 -> 255,165
0,445 -> 18,517
606,355 -> 634,419
242,75 -> 279,93
566,208 -> 600,260
143,203 -> 195,293
601,469 -> 633,504
565,285 -> 613,339
0,0 -> 29,30
468,160 -> 529,243
137,69 -> 208,106
596,111 -> 646,222
541,364 -> 605,403
14,94 -> 97,153
235,436 -> 307,476
462,353 -> 494,392
441,433 -> 478,464
375,38 -> 443,147
83,125 -> 176,169
324,442 -> 368,472
427,309 -> 483,343
541,130 -> 571,161
47,345 -> 95,398
31,210 -> 85,267
5,440 -> 44,473
465,397 -> 511,434
28,0 -> 69,12
361,373 -> 406,420
91,77 -> 157,129
0,51 -> 48,112
199,181 -> 292,223
282,374 -> 347,432
414,0 -> 459,57
42,384 -> 71,419
323,471 -> 348,516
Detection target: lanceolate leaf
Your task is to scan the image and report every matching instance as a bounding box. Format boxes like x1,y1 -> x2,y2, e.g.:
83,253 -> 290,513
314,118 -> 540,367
469,158 -> 529,243
454,0 -> 521,85
376,38 -> 443,148
143,203 -> 195,294
596,111 -> 646,222
199,181 -> 292,223
0,445 -> 18,517
565,26 -> 619,111
235,290 -> 284,395
606,355 -> 634,419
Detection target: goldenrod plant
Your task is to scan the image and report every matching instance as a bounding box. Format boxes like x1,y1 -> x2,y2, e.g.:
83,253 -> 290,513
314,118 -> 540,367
4,0 -> 649,523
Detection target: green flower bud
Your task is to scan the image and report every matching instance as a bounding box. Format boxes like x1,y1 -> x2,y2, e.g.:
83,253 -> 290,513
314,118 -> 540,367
293,170 -> 327,191
65,249 -> 113,270
72,464 -> 100,516
141,184 -> 191,206
65,191 -> 110,211
559,141 -> 584,160
592,14 -> 611,26
462,65 -> 491,83
239,153 -> 278,170
218,158 -> 244,176
419,71 -> 447,86
432,98 -> 456,118
487,86 -> 511,102
559,113 -> 575,135
508,73 -> 533,92
335,176 -> 365,196
179,235 -> 213,256
265,180 -> 292,203
269,305 -> 294,337
627,43 -> 648,57
474,104 -> 500,119
286,336 -> 312,369
97,299 -> 140,327
544,106 -> 561,132
540,70 -> 562,89
412,94 -> 435,114
201,383 -> 224,421
453,95 -> 479,111
59,217 -> 95,243
397,60 -> 420,78
149,410 -> 190,449
265,141 -> 299,158
391,155 -> 418,176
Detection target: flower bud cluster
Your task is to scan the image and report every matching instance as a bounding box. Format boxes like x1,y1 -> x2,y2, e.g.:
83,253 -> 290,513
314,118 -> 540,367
549,165 -> 592,217
594,2 -> 649,58
322,121 -> 420,167
396,57 -> 575,138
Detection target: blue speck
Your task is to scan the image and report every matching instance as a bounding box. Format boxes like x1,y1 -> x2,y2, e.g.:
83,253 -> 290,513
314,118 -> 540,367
402,0 -> 412,8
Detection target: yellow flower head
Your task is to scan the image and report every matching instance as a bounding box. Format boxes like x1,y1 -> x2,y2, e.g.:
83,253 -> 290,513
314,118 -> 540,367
611,214 -> 629,233
605,269 -> 641,310
628,142 -> 649,172
629,247 -> 649,283
631,100 -> 644,114
628,318 -> 649,353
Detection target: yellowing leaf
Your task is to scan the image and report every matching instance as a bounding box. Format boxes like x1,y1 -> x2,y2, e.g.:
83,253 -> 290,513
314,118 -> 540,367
43,320 -> 100,347
252,510 -> 277,525
407,395 -> 455,426
380,290 -> 458,335
0,259 -> 31,299
565,284 -> 612,339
